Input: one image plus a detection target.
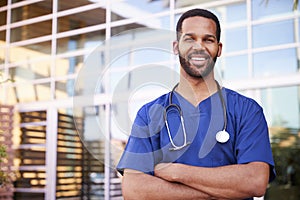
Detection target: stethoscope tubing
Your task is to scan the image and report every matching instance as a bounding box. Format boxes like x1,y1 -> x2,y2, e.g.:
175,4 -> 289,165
216,81 -> 227,132
163,81 -> 229,151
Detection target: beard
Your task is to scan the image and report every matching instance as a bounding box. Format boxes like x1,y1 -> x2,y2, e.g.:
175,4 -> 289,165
178,50 -> 217,79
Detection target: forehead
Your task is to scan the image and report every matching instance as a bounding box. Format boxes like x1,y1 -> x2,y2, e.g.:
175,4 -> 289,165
181,16 -> 217,36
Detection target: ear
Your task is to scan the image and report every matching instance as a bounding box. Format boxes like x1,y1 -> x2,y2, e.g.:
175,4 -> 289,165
217,42 -> 223,57
173,40 -> 179,55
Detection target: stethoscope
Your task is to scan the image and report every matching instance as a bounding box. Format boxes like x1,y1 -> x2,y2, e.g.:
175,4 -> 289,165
163,81 -> 230,151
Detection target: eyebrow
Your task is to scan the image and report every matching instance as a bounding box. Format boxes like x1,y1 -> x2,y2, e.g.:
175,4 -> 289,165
183,33 -> 217,39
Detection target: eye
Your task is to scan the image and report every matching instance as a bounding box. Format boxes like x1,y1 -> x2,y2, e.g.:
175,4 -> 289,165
204,37 -> 215,43
184,37 -> 194,42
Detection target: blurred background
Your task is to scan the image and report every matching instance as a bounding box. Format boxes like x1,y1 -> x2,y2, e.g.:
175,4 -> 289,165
0,0 -> 299,199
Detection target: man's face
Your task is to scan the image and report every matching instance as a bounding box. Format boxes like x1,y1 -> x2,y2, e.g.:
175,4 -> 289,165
174,16 -> 222,79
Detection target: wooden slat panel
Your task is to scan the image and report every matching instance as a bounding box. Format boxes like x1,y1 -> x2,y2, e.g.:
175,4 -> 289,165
56,113 -> 83,199
15,109 -> 123,199
15,111 -> 46,199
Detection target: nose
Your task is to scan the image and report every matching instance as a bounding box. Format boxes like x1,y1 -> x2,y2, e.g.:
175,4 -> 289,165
192,41 -> 204,50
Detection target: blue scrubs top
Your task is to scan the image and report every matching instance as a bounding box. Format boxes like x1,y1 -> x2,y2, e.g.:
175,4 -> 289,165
117,87 -> 276,199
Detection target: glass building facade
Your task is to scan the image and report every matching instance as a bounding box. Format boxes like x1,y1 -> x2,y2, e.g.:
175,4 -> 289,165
0,0 -> 299,199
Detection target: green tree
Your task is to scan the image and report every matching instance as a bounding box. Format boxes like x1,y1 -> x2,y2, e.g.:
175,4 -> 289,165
0,72 -> 14,188
263,0 -> 298,10
292,0 -> 299,10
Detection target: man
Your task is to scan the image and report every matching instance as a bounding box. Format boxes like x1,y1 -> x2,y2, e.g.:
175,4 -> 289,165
117,8 -> 276,200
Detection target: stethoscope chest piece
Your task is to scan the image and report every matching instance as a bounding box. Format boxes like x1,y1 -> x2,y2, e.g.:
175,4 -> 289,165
215,130 -> 230,143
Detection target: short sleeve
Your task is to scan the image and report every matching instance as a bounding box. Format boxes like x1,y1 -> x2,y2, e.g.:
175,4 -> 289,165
116,106 -> 155,175
235,102 -> 276,182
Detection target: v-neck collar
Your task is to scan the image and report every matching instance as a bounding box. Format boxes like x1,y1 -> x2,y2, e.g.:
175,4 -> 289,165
172,88 -> 221,110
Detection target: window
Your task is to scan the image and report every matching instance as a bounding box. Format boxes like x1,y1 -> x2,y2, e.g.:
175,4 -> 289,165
57,8 -> 105,33
225,2 -> 246,23
11,1 -> 52,23
111,0 -> 168,22
252,0 -> 294,20
252,20 -> 295,48
253,48 -> 297,77
56,30 -> 105,54
261,86 -> 300,129
223,55 -> 248,80
0,10 -> 7,26
225,27 -> 247,52
10,20 -> 52,42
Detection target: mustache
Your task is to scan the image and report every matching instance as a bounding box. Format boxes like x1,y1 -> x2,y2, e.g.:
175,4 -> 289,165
187,51 -> 210,59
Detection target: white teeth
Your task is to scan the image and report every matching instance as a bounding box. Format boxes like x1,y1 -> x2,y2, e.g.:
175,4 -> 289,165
192,57 -> 205,61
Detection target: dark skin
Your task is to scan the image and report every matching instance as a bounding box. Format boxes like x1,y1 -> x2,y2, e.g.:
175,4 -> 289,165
122,16 -> 270,200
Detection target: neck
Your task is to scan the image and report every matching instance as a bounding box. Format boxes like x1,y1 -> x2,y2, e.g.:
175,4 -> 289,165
176,76 -> 218,106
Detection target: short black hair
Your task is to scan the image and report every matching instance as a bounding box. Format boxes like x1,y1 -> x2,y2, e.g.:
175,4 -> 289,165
176,8 -> 221,42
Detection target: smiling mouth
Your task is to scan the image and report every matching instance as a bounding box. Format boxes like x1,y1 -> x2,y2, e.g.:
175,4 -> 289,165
188,56 -> 208,68
191,57 -> 206,61
188,52 -> 209,61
